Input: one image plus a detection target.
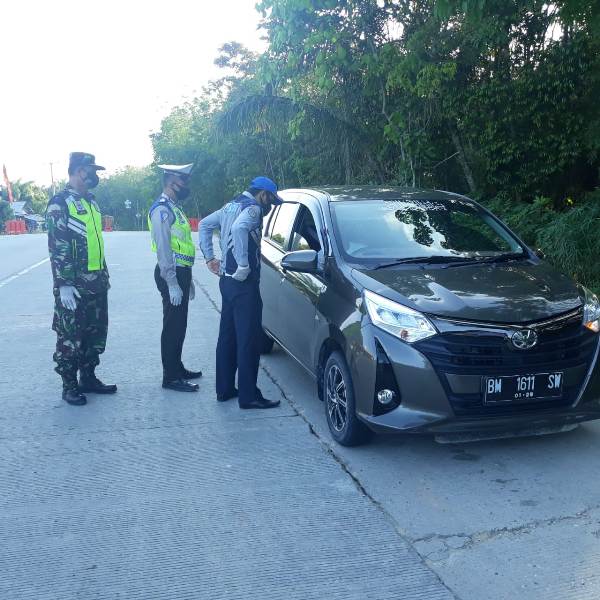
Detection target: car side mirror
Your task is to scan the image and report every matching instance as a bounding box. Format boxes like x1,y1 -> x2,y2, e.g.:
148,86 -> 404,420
281,249 -> 319,274
534,248 -> 546,259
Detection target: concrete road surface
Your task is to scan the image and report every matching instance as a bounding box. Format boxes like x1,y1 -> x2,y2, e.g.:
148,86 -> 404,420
2,231 -> 600,600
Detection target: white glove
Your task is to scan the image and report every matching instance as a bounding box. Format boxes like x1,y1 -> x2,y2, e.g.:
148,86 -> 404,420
59,285 -> 81,311
190,279 -> 196,301
232,265 -> 250,282
168,283 -> 183,306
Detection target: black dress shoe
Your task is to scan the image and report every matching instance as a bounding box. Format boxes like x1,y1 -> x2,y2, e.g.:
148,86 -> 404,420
63,389 -> 87,406
239,397 -> 281,410
162,378 -> 199,392
217,388 -> 239,402
181,368 -> 203,380
79,374 -> 117,394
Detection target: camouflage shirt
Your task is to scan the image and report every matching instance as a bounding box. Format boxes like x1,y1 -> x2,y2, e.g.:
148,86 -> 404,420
46,185 -> 110,295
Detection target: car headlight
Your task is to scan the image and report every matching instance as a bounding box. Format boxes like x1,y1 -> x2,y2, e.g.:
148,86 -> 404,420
582,286 -> 600,333
364,290 -> 437,343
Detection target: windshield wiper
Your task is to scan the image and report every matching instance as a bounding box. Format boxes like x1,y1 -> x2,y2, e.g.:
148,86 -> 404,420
373,255 -> 474,269
440,251 -> 528,268
473,252 -> 528,264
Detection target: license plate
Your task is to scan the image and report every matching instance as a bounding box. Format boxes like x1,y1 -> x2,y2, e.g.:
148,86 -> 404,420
483,372 -> 564,404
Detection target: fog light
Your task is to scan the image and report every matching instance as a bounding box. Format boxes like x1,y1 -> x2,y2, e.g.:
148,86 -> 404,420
377,389 -> 396,405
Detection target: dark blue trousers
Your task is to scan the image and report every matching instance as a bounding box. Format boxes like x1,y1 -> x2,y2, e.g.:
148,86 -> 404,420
216,276 -> 263,406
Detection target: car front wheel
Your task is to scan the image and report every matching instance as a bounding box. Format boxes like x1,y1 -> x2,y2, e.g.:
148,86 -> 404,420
324,351 -> 372,446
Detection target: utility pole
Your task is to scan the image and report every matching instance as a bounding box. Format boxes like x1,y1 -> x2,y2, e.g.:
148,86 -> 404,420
135,197 -> 141,231
49,162 -> 56,196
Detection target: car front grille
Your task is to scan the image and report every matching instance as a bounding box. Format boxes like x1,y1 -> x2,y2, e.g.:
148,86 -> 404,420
414,309 -> 598,416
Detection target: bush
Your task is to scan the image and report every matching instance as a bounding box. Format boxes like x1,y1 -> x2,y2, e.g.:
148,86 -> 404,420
482,190 -> 600,294
0,201 -> 14,233
483,194 -> 555,246
537,196 -> 600,293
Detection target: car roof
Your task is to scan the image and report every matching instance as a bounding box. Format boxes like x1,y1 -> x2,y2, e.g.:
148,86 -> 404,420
280,186 -> 469,203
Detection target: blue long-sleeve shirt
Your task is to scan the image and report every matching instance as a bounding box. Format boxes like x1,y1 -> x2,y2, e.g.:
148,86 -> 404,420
199,192 -> 263,280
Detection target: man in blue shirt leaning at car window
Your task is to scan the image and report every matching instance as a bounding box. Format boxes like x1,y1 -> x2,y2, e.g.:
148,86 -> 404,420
199,176 -> 282,410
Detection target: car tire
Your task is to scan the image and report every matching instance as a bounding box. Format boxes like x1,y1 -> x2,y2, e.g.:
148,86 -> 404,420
260,329 -> 275,355
324,351 -> 373,446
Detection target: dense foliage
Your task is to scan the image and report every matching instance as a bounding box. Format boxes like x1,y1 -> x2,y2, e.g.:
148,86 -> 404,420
100,1 -> 599,289
0,180 -> 48,231
0,201 -> 14,231
94,167 -> 155,230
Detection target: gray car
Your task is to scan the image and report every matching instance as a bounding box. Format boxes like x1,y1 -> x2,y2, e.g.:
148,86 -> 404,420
260,187 -> 600,446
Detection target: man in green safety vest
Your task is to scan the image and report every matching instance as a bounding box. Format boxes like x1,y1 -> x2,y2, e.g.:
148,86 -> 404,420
46,152 -> 117,406
149,164 -> 202,392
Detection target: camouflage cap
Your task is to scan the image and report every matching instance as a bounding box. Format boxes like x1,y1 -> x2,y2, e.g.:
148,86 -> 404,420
69,152 -> 105,171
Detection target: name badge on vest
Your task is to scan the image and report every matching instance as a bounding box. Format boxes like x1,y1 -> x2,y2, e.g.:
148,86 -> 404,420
74,199 -> 87,215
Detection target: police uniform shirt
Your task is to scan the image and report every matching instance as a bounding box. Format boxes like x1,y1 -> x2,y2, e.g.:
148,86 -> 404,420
150,193 -> 179,287
199,192 -> 263,277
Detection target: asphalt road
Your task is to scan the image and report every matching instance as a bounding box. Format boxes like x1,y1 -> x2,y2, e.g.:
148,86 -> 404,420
2,231 -> 600,600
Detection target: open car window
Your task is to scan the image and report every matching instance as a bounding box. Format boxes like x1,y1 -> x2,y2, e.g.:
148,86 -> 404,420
268,202 -> 299,250
290,207 -> 322,253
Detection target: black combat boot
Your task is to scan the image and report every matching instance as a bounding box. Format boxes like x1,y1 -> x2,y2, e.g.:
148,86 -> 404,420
79,370 -> 118,394
62,378 -> 87,406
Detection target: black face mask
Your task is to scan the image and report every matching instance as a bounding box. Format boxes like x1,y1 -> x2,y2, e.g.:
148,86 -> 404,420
84,170 -> 99,189
174,185 -> 190,201
257,191 -> 273,216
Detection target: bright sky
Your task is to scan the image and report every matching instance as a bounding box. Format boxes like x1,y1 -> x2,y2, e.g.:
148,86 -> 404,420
0,0 -> 266,186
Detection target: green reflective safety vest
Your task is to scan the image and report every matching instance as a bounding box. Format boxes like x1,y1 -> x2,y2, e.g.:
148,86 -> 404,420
65,195 -> 105,271
148,199 -> 196,267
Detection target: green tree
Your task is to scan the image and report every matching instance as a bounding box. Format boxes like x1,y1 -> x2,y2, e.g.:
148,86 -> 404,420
9,180 -> 51,213
94,167 -> 156,230
98,3 -> 600,288
0,200 -> 14,232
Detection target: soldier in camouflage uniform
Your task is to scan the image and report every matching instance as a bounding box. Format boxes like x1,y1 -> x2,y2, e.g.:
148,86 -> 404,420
46,152 -> 117,405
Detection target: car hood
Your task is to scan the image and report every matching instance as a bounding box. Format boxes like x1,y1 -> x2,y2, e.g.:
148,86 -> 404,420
352,260 -> 582,324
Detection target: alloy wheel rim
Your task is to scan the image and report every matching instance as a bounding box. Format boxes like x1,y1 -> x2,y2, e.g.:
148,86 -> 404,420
326,365 -> 348,432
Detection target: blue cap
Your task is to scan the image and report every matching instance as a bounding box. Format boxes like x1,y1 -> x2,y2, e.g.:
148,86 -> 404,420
250,176 -> 283,205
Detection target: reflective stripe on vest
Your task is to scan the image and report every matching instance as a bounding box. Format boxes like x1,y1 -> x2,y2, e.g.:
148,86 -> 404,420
65,196 -> 104,271
148,200 -> 196,267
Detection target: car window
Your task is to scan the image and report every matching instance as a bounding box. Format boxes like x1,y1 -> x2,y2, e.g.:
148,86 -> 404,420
264,205 -> 279,236
290,207 -> 322,252
330,198 -> 523,264
269,202 -> 299,250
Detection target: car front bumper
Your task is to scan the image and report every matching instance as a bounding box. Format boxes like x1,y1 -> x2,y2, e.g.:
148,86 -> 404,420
351,324 -> 600,435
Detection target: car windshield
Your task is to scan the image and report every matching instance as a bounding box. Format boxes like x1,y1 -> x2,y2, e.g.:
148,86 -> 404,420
330,198 -> 524,265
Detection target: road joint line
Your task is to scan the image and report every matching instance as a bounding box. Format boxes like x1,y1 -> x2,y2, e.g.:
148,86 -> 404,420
0,257 -> 49,288
413,501 -> 600,561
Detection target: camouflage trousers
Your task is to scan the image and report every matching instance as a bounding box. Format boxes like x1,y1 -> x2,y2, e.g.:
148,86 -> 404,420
52,291 -> 108,381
